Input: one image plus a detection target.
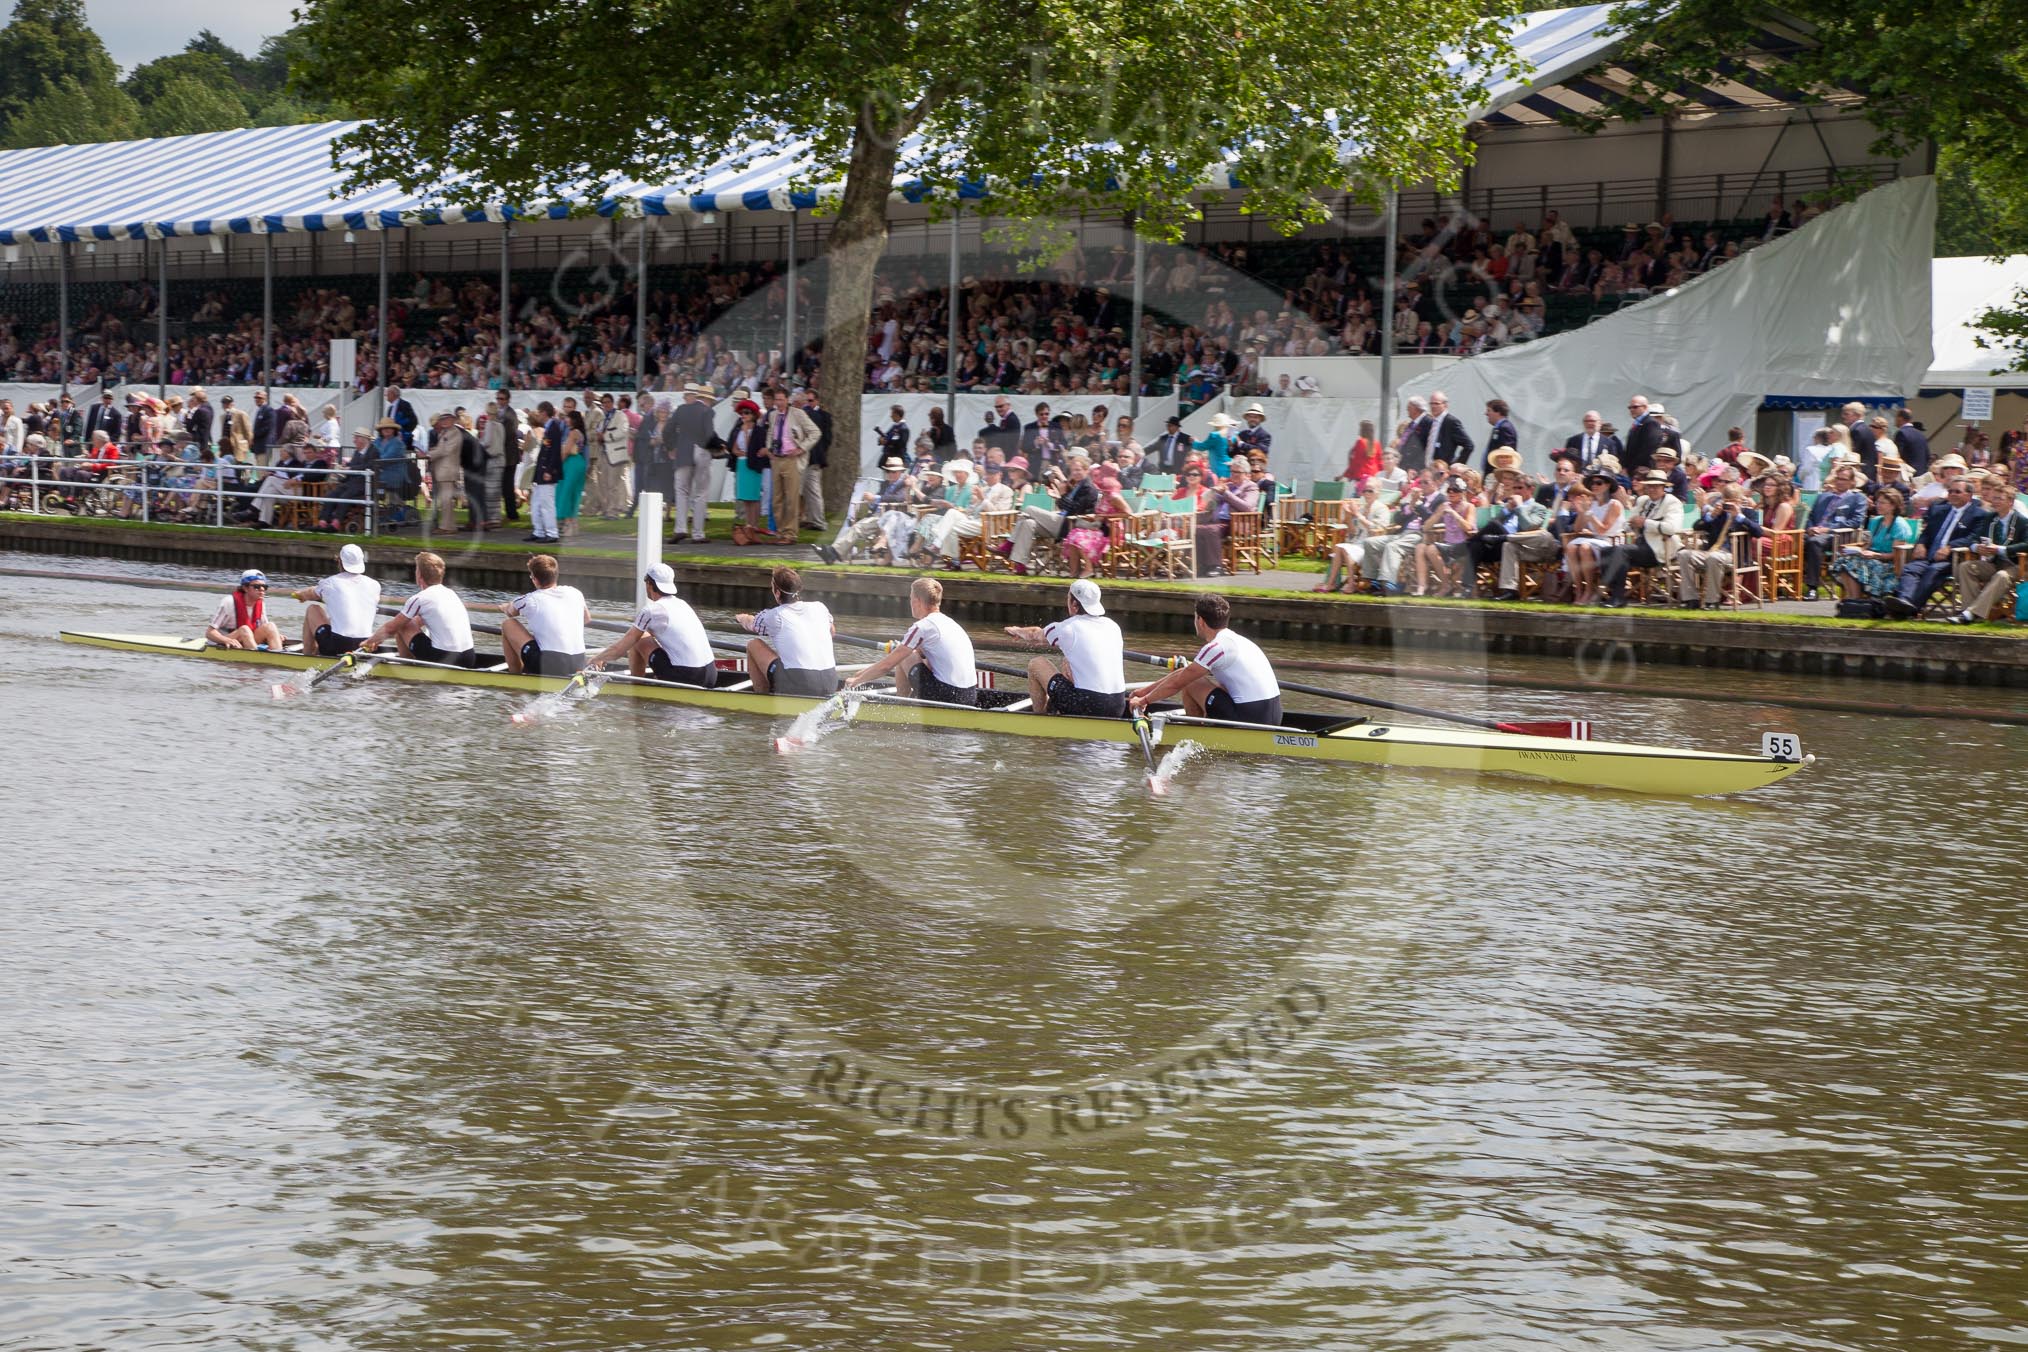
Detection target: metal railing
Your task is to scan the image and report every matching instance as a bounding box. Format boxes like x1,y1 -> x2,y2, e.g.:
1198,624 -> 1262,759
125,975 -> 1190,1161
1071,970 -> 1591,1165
0,452 -> 394,534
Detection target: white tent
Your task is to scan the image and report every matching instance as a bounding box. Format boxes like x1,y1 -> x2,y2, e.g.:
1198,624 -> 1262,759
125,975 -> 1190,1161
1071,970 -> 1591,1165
1926,254 -> 2028,389
1406,175 -> 1937,472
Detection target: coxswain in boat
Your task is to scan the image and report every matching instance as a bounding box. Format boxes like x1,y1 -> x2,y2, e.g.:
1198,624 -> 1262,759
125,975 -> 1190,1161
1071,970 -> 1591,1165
497,553 -> 590,676
841,576 -> 978,705
354,550 -> 477,667
1126,592 -> 1284,724
737,565 -> 837,696
584,562 -> 718,687
288,542 -> 382,656
1004,578 -> 1127,717
204,569 -> 284,650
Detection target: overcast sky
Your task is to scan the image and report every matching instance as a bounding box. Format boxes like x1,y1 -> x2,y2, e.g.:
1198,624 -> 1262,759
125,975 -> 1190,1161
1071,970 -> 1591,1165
79,0 -> 295,72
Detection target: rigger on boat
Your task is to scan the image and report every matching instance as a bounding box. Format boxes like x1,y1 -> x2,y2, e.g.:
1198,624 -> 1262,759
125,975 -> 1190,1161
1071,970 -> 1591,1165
60,546 -> 1813,798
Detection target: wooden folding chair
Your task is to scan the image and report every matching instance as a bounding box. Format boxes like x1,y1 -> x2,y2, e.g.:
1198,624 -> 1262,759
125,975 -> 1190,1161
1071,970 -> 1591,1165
973,510 -> 1016,572
1764,528 -> 1805,600
1131,501 -> 1198,578
1224,510 -> 1264,575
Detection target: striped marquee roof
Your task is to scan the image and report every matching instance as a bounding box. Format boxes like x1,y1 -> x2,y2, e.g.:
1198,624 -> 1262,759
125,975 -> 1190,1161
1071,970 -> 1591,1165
0,5 -> 1811,246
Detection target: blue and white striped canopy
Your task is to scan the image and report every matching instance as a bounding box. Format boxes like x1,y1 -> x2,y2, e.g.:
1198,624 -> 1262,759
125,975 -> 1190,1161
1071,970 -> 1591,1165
0,5 -> 1622,246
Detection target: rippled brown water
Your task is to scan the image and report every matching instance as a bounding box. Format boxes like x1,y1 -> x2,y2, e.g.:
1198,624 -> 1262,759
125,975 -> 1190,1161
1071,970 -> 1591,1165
4,556 -> 2028,1350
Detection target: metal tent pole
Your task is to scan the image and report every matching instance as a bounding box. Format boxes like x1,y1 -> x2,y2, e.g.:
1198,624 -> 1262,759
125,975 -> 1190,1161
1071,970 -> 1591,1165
157,237 -> 168,397
1378,189 -> 1399,443
1129,226 -> 1144,417
945,205 -> 960,422
57,240 -> 69,394
261,231 -> 273,396
635,219 -> 649,388
499,225 -> 512,387
785,208 -> 798,387
375,230 -> 389,389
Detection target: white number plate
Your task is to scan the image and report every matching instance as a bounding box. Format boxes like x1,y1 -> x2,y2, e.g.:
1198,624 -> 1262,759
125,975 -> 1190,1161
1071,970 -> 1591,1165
1761,732 -> 1803,761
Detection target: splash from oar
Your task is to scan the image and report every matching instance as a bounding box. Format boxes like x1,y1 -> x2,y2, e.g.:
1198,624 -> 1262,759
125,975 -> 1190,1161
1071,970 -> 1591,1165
510,668 -> 608,725
773,690 -> 864,754
271,650 -> 378,699
1148,739 -> 1205,794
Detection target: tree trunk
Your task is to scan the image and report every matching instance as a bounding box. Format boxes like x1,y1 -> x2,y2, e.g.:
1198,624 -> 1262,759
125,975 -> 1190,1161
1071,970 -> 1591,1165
816,122 -> 902,520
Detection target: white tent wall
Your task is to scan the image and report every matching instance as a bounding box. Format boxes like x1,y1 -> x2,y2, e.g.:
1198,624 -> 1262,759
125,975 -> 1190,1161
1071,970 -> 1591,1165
1404,175 -> 1936,474
1925,255 -> 2028,388
1,382 -> 95,410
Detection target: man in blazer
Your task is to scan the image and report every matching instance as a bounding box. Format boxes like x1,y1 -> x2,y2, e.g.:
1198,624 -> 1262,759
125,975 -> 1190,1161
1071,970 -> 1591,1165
1885,478 -> 1992,617
1482,398 -> 1518,470
82,391 -> 122,445
379,386 -> 420,449
218,396 -> 253,461
1396,396 -> 1431,471
1562,410 -> 1622,468
1946,478 -> 2028,623
1800,461 -> 1870,598
182,388 -> 215,452
1841,401 -> 1878,472
1425,390 -> 1474,467
1148,416 -> 1193,473
1620,394 -> 1679,475
1598,470 -> 1687,606
669,382 -> 721,543
1892,408 -> 1932,476
763,387 -> 821,541
980,396 -> 1020,457
798,390 -> 831,529
250,390 -> 285,464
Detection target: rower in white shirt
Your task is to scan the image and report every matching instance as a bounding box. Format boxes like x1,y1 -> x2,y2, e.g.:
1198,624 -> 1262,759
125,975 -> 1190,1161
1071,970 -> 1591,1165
497,553 -> 590,676
1127,593 -> 1283,724
1004,578 -> 1126,717
585,562 -> 719,687
737,565 -> 837,696
355,551 -> 477,667
289,542 -> 382,656
842,577 -> 979,705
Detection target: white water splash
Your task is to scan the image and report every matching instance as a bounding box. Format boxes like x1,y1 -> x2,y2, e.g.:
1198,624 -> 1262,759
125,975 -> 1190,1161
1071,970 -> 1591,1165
268,667 -> 316,700
1149,739 -> 1206,794
773,691 -> 865,753
510,670 -> 609,726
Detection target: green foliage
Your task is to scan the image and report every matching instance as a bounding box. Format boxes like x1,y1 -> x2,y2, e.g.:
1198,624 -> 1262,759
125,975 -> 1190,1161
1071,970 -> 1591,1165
4,73 -> 139,147
124,52 -> 252,119
140,72 -> 252,138
292,0 -> 1515,235
0,0 -> 123,135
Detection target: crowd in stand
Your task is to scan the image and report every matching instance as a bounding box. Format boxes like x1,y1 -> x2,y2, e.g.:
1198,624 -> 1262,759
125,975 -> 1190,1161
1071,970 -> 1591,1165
1311,392 -> 2028,622
0,198 -> 1815,402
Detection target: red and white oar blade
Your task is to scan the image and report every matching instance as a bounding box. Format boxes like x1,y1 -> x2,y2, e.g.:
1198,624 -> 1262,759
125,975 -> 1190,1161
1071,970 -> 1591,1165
1497,719 -> 1592,740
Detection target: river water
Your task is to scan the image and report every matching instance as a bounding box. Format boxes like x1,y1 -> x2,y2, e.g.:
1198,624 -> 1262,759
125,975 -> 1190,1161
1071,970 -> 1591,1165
4,556 -> 2027,1351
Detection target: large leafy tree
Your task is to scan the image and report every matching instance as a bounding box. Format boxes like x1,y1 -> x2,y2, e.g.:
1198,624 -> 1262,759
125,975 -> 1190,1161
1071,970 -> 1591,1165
5,73 -> 139,148
1607,0 -> 2028,372
0,0 -> 127,144
295,0 -> 1517,511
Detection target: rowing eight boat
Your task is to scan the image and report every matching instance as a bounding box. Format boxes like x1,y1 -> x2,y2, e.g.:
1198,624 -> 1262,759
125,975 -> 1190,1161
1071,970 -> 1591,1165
58,631 -> 1812,797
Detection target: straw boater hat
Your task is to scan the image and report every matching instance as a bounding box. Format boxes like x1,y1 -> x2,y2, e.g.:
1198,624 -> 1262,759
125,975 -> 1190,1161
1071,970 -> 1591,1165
943,458 -> 975,478
1487,447 -> 1523,473
1639,470 -> 1671,486
375,417 -> 399,432
1932,453 -> 1968,471
1735,449 -> 1772,476
1243,403 -> 1267,418
682,381 -> 716,400
1876,452 -> 1906,471
879,456 -> 906,471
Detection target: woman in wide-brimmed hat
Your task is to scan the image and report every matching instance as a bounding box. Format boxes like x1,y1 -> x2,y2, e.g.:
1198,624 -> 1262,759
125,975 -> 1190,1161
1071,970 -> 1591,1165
728,398 -> 768,543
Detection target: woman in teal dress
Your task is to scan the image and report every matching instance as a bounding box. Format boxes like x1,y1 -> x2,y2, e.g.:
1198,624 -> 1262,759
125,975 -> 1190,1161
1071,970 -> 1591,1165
1194,412 -> 1237,478
1829,487 -> 1918,599
557,410 -> 589,537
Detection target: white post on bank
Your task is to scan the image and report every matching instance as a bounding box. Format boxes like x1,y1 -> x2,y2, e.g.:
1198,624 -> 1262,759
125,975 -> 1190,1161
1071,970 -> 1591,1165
635,490 -> 664,609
